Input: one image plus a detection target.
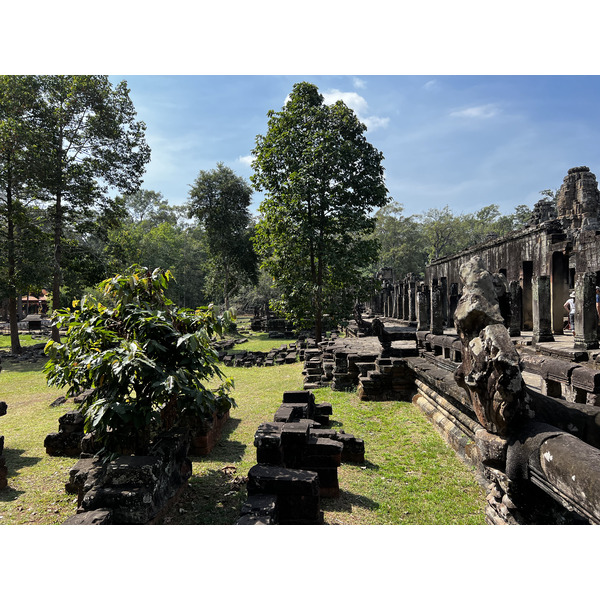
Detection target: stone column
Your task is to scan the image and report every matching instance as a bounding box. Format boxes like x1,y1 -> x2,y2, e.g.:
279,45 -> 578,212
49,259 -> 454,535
408,278 -> 417,322
402,282 -> 409,321
532,275 -> 555,344
508,280 -> 522,337
448,283 -> 459,328
430,284 -> 444,335
416,286 -> 430,331
574,272 -> 599,349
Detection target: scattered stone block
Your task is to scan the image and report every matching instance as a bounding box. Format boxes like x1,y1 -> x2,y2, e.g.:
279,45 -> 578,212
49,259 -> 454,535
63,509 -> 113,525
247,464 -> 321,524
238,493 -> 278,524
44,409 -> 85,456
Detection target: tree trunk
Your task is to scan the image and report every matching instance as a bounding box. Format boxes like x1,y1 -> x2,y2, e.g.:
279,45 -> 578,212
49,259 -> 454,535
5,165 -> 22,354
315,257 -> 323,343
223,262 -> 230,310
51,188 -> 62,343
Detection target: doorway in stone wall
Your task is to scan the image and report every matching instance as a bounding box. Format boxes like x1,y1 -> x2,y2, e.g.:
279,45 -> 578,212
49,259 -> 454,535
552,251 -> 570,334
522,261 -> 533,330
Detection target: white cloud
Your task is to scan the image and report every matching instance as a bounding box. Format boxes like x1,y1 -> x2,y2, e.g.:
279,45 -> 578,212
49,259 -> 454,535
238,154 -> 253,166
363,115 -> 391,131
322,88 -> 389,131
353,77 -> 366,89
424,79 -> 438,90
450,104 -> 499,119
322,89 -> 369,115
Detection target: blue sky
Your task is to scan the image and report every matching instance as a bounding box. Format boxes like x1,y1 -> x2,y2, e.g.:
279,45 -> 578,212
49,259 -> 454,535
108,74 -> 600,220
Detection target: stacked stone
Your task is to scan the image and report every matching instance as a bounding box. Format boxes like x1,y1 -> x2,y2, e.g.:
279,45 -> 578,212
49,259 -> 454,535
239,390 -> 365,524
44,410 -> 85,457
357,356 -> 416,402
64,428 -> 192,525
0,401 -> 7,490
331,347 -> 355,391
221,344 -> 299,368
302,345 -> 323,389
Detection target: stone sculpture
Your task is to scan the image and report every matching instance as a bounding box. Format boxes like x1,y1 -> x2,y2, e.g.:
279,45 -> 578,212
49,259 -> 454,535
453,256 -> 524,436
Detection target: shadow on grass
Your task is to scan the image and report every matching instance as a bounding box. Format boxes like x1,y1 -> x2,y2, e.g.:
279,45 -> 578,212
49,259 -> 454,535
191,417 -> 247,464
0,448 -> 42,501
0,358 -> 47,374
322,488 -> 380,515
160,467 -> 247,525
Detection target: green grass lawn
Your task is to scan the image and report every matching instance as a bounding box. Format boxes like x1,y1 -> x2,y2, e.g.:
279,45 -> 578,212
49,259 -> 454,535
225,330 -> 299,354
0,348 -> 487,525
0,357 -> 80,524
0,332 -> 50,350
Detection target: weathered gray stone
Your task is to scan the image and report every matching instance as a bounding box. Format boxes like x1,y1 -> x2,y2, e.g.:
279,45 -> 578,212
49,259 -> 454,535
454,256 -> 524,436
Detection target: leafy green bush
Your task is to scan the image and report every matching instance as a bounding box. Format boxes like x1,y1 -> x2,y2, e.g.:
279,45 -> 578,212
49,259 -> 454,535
44,266 -> 235,457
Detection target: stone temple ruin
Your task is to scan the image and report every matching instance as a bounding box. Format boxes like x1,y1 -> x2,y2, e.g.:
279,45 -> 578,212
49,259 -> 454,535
301,166 -> 600,524
9,165 -> 600,525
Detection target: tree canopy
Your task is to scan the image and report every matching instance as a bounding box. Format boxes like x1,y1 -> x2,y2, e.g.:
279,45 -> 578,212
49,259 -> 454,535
0,76 -> 54,352
188,162 -> 258,309
32,76 -> 151,339
373,200 -> 536,282
251,82 -> 389,341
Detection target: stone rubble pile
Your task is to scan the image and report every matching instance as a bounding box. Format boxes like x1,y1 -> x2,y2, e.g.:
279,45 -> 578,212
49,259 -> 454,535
44,410 -> 86,457
220,344 -> 299,367
237,390 -> 364,525
63,428 -> 192,525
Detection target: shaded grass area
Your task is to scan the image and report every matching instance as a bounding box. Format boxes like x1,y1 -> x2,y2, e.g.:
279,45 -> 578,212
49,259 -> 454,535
0,355 -> 487,525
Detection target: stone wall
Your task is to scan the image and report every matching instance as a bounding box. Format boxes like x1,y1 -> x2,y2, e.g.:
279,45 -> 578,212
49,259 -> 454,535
423,167 -> 600,338
63,428 -> 192,525
346,252 -> 600,524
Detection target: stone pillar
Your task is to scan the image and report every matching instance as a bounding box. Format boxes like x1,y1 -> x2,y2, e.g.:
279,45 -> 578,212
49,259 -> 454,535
574,272 -> 599,349
408,278 -> 417,322
532,275 -> 555,344
430,285 -> 444,335
448,283 -> 459,328
508,280 -> 522,337
402,282 -> 409,322
416,286 -> 430,331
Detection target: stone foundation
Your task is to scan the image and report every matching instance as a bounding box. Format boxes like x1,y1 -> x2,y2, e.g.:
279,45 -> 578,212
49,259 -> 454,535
63,428 -> 192,525
46,406 -> 229,459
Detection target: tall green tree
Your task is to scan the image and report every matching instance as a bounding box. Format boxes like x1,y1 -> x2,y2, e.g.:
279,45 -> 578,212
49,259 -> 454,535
419,205 -> 471,261
0,75 -> 49,352
188,163 -> 257,309
251,82 -> 389,341
35,76 -> 150,340
109,190 -> 209,309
